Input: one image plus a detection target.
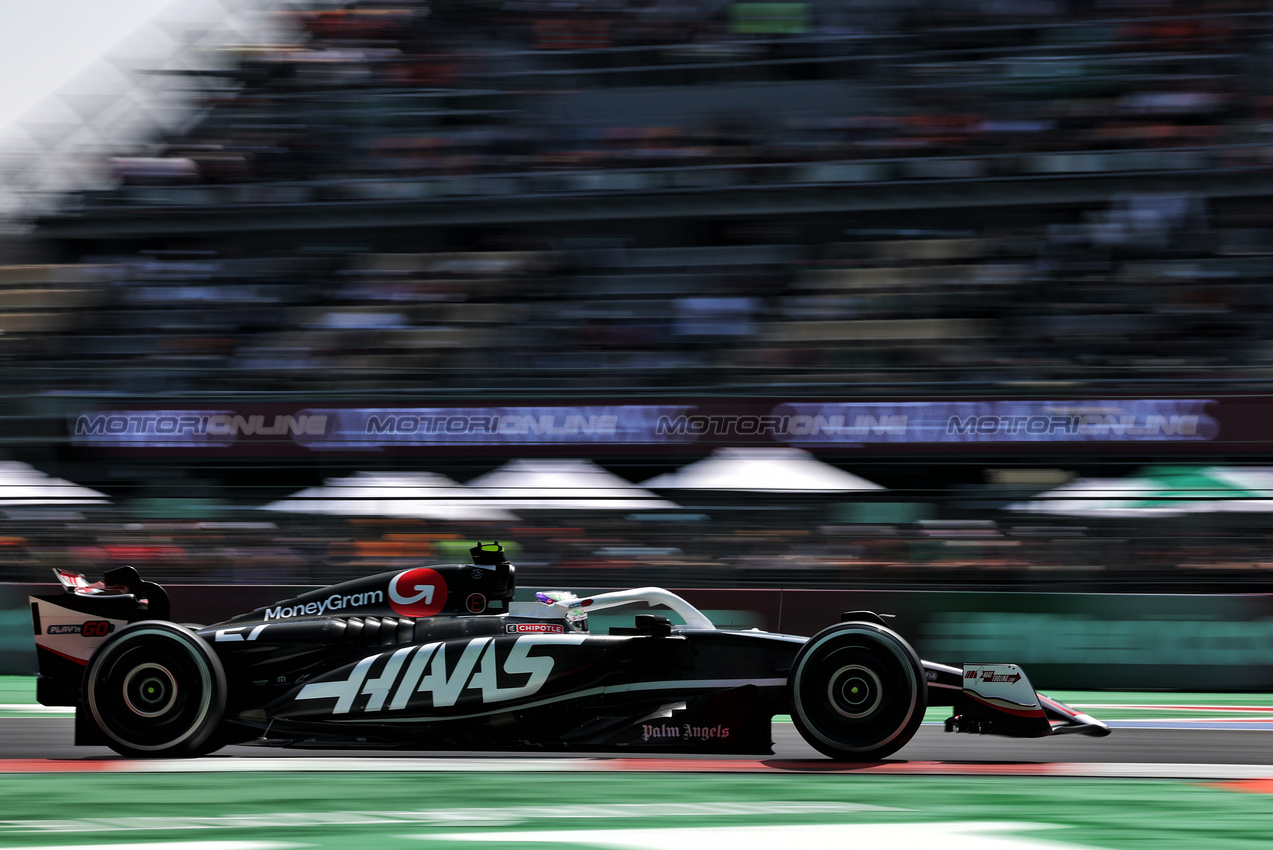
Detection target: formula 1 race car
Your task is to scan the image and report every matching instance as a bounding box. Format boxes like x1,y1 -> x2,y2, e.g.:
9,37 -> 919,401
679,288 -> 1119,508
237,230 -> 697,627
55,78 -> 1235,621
29,543 -> 1109,759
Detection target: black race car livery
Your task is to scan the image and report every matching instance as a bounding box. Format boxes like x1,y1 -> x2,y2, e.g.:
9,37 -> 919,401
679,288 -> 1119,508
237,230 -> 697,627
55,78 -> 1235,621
29,543 -> 1108,759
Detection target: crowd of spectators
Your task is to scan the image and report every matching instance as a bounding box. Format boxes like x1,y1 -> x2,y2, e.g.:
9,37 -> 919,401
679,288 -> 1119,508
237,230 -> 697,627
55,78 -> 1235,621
7,0 -> 1270,393
1,505 -> 1268,592
4,198 -> 1273,393
72,0 -> 1273,207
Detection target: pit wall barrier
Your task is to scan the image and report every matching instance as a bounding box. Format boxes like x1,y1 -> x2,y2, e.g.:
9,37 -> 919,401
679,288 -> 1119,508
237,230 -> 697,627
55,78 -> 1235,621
4,583 -> 1272,690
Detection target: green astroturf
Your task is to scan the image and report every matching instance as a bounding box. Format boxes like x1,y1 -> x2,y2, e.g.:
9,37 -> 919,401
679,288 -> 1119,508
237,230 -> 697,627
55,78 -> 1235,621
0,772 -> 1270,849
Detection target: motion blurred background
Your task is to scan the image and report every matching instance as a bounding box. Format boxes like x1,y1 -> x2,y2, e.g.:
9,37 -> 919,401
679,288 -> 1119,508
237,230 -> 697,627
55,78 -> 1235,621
1,0 -> 1272,597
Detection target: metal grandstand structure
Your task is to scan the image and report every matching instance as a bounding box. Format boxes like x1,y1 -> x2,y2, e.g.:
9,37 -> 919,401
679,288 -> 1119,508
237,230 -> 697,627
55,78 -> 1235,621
0,0 -> 295,228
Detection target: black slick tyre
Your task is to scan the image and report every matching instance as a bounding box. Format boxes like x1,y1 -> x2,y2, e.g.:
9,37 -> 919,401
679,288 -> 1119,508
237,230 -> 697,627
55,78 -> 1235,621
789,621 -> 927,761
83,621 -> 226,758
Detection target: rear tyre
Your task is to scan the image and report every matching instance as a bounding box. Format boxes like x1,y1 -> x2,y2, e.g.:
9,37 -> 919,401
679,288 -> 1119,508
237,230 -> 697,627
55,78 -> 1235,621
789,622 -> 926,761
83,621 -> 226,758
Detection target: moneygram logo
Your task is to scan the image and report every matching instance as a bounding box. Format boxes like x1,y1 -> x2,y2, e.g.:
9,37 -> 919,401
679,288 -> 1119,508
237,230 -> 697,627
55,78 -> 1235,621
262,590 -> 384,621
388,568 -> 447,618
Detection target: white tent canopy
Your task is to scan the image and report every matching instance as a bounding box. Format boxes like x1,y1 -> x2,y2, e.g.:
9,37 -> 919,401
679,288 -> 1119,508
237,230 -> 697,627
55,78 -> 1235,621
1005,476 -> 1157,518
642,448 -> 884,493
1006,466 -> 1273,518
466,459 -> 680,511
261,471 -> 518,522
0,461 -> 109,506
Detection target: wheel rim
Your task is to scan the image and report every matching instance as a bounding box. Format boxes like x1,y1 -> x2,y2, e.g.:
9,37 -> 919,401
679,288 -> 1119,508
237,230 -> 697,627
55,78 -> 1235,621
122,663 -> 179,718
827,664 -> 882,719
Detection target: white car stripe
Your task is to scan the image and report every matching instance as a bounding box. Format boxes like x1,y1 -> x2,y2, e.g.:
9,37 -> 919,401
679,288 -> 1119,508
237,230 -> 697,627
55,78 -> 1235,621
335,677 -> 790,723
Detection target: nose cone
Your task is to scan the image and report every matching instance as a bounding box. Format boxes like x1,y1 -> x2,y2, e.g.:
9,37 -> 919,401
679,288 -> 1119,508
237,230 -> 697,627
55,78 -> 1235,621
1073,713 -> 1113,737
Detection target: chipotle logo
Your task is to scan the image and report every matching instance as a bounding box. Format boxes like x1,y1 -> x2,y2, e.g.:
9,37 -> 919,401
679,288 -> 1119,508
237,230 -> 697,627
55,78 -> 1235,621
506,623 -> 564,634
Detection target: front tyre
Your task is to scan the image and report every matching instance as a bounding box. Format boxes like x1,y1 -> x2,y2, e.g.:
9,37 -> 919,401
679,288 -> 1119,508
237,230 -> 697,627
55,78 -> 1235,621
83,621 -> 226,758
789,622 -> 926,761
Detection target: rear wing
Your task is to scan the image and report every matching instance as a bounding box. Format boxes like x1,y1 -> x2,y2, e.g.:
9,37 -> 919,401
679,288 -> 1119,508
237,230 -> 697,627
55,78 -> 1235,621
29,566 -> 170,706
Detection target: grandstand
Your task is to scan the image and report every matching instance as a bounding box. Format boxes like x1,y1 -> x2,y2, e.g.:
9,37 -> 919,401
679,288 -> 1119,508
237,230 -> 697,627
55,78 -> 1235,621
2,0 -> 1273,592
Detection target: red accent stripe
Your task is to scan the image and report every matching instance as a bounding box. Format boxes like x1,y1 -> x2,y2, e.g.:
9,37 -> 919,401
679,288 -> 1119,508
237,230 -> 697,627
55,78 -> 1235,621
34,644 -> 89,666
1208,779 -> 1273,794
1129,718 -> 1273,724
0,758 -> 1067,775
605,759 -> 1065,775
1093,705 -> 1273,713
606,759 -> 771,772
0,760 -> 121,772
1038,694 -> 1079,717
